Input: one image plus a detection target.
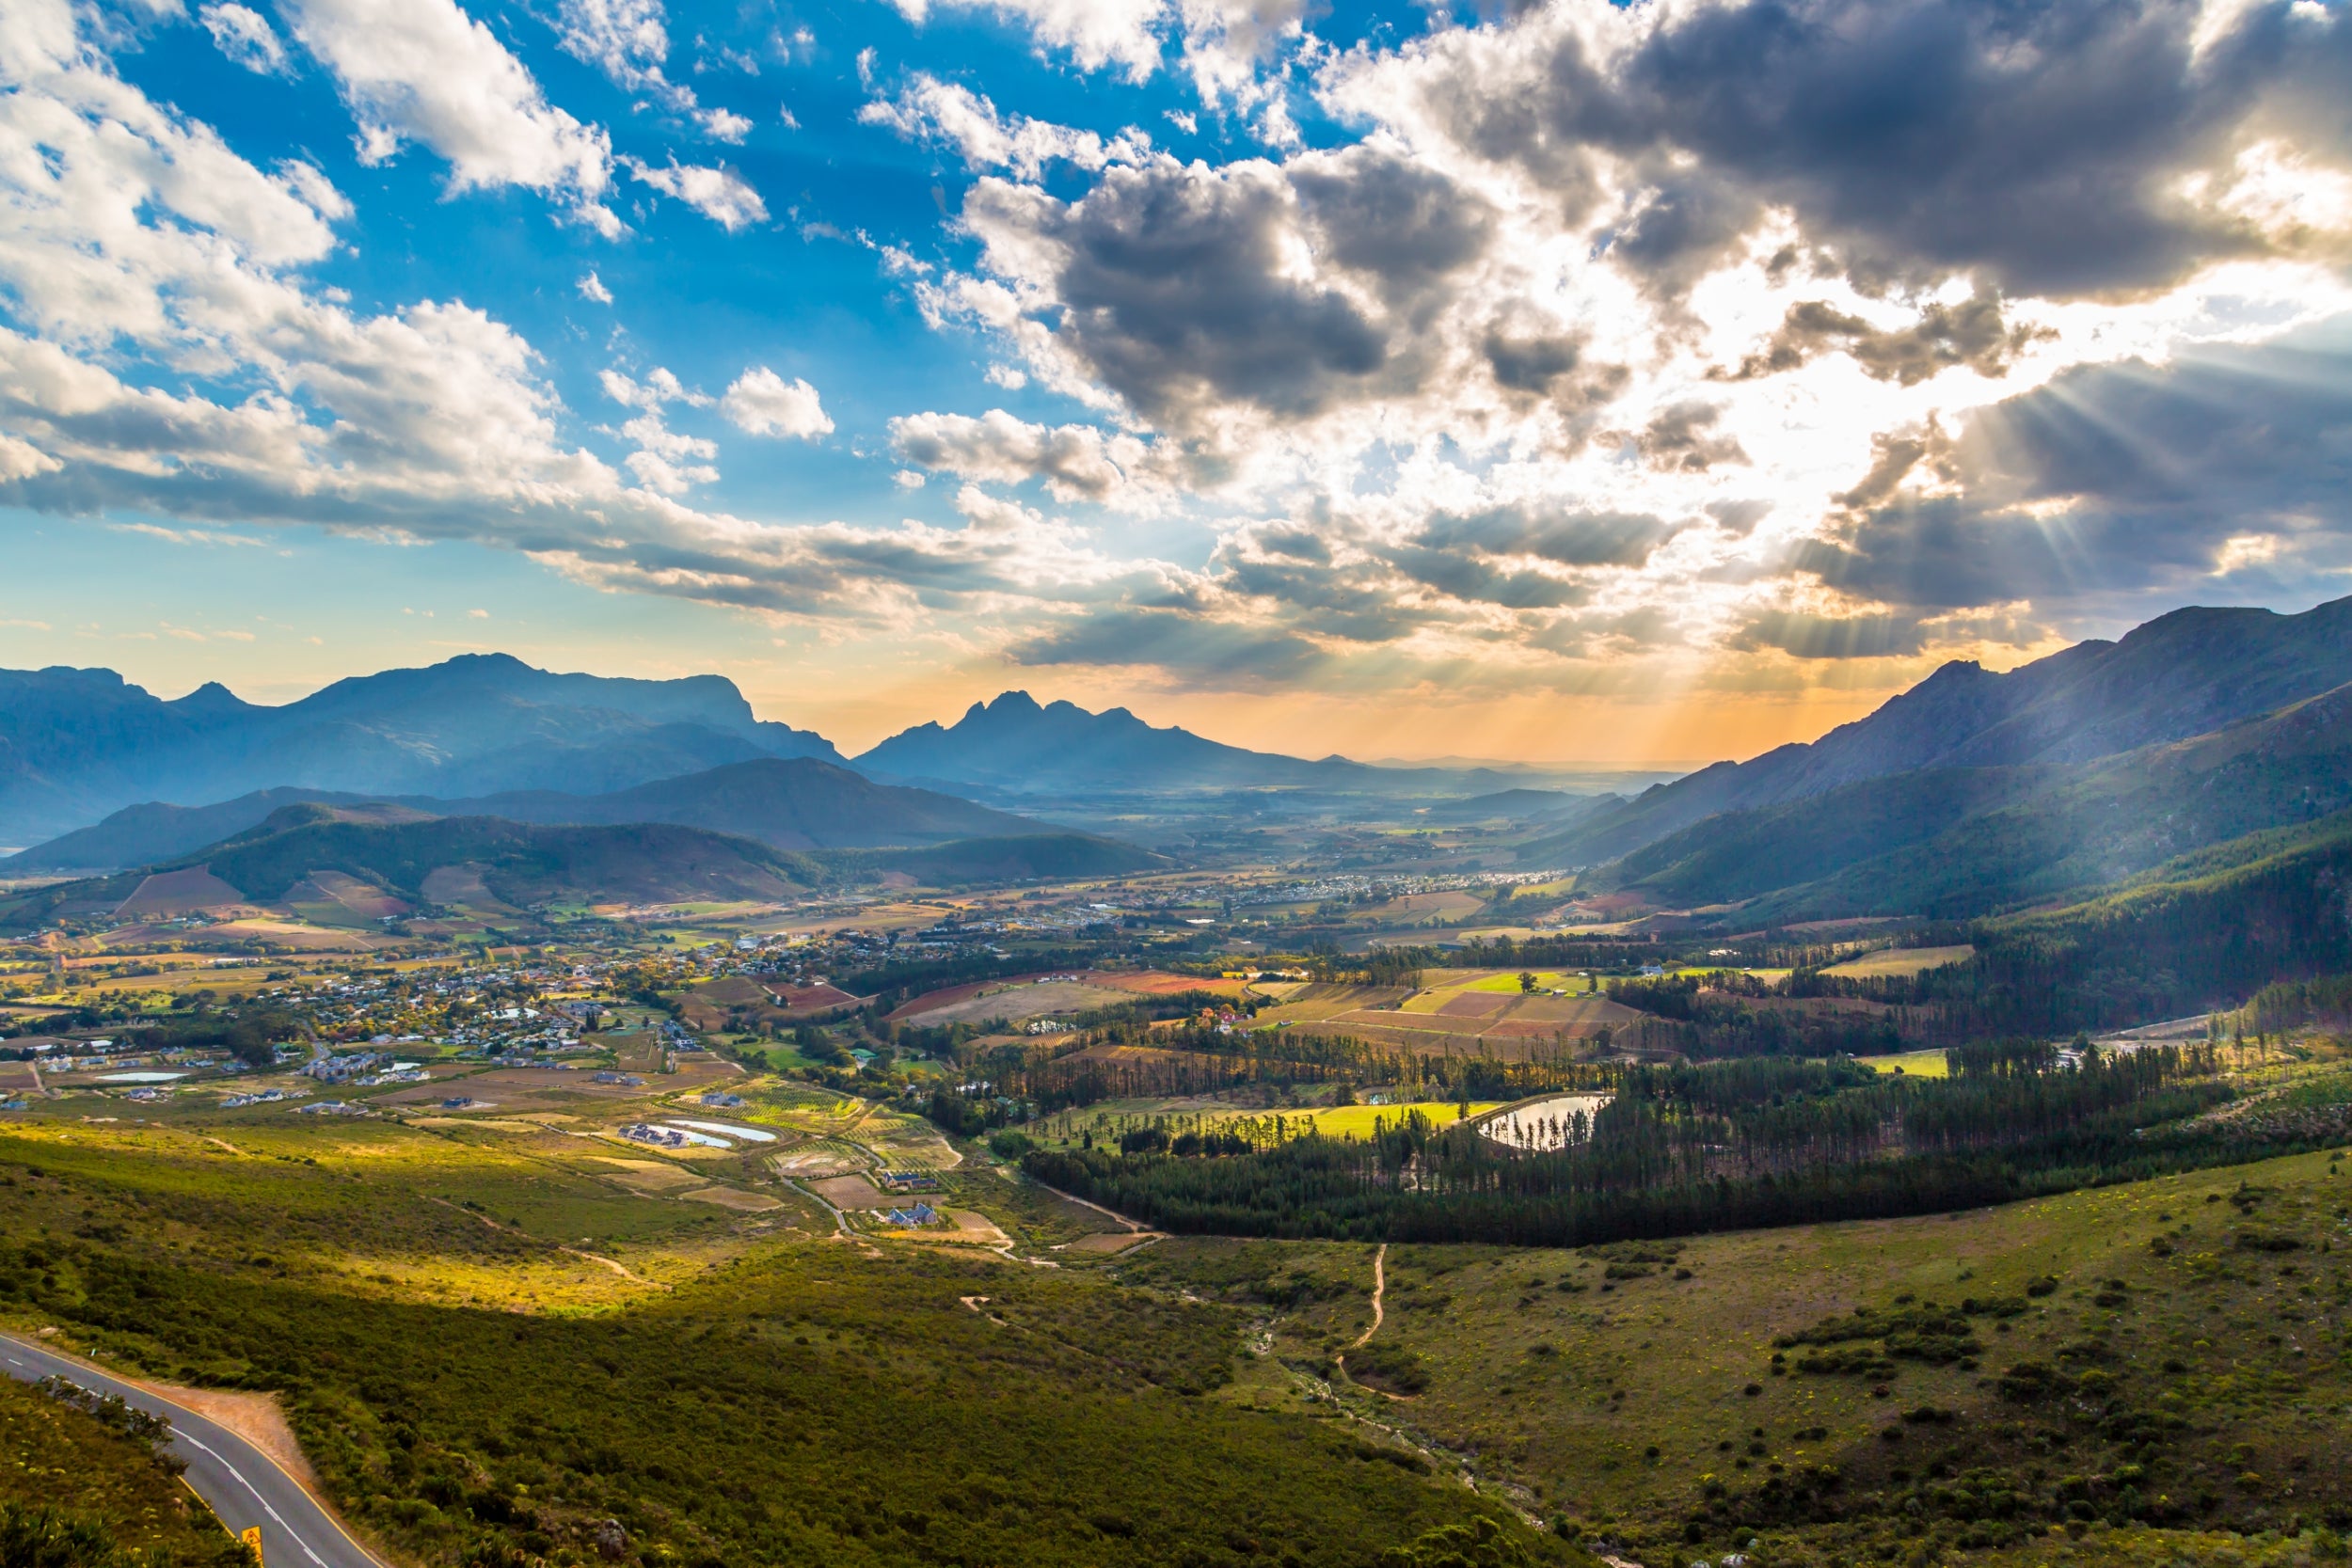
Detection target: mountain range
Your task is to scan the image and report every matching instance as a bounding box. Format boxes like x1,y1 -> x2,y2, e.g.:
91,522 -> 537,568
1542,595 -> 2352,924
854,689 -> 1523,799
0,800 -> 1163,931
0,654 -> 839,844
7,758 -> 1046,872
1527,598 -> 2352,872
0,661 -> 1555,847
15,594 -> 2352,923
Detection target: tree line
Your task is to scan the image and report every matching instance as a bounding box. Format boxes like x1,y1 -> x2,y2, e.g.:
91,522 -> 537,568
1021,1045 -> 2263,1245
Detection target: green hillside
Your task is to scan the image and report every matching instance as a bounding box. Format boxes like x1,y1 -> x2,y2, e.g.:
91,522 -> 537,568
1593,683 -> 2352,922
0,813 -> 1169,933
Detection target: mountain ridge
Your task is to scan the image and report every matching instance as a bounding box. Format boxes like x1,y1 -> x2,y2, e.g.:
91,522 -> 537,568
1523,594 -> 2352,868
8,758 -> 1055,871
0,654 -> 841,842
856,689 -> 1523,797
0,805 -> 1166,930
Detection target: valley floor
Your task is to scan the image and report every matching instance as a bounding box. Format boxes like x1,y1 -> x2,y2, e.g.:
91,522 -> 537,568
0,1078 -> 2347,1568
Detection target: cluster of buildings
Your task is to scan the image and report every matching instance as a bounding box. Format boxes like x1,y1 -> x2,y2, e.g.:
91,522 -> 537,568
301,1051 -> 393,1084
1227,868 -> 1576,911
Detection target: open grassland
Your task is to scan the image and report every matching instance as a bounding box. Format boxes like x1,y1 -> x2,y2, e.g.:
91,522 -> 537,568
1820,944 -> 1979,979
1460,971 -> 1587,993
1295,1101 -> 1503,1139
1124,1146 -> 2352,1567
1017,1097 -> 1505,1152
1857,1049 -> 1955,1078
0,1117 -> 796,1313
0,1116 -> 1566,1568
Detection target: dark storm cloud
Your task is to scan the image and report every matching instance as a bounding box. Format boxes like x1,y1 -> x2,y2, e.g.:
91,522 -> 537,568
1006,609 -> 1331,683
1385,544 -> 1591,609
1724,293 -> 2055,386
1635,402 -> 1749,470
964,144 -> 1501,429
1290,148 -> 1499,309
967,165 -> 1387,425
1418,505 -> 1681,567
1799,326 -> 2352,612
1375,0 -> 2352,298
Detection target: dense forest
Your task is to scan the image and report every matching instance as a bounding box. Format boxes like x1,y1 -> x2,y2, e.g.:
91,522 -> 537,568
1019,1045 -> 2308,1245
1790,836 -> 2352,1041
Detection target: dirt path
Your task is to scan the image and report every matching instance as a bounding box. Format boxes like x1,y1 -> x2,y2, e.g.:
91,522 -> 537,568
785,1178 -> 853,1236
1025,1176 -> 1145,1231
559,1248 -> 660,1287
428,1196 -> 663,1288
1351,1243 -> 1388,1349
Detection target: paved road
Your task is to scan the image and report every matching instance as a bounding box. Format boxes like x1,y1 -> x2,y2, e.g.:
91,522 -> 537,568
0,1335 -> 389,1568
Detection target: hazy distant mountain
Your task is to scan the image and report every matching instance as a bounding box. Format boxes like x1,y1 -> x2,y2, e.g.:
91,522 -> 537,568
1602,678 -> 2352,924
19,807 -> 826,916
858,689 -> 1503,797
8,787 -> 415,871
0,654 -> 841,843
11,758 -> 1049,871
0,802 -> 1163,929
444,758 -> 1044,850
1525,594 -> 2352,869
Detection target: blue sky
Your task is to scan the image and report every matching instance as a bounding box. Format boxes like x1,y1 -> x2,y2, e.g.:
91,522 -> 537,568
2,0 -> 2349,763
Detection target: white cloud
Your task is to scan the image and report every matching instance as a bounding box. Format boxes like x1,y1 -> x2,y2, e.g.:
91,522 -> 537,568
553,0 -> 669,91
279,0 -> 618,233
880,0 -> 2352,691
577,271 -> 613,304
553,0 -> 750,144
603,364 -> 717,490
723,369 -> 833,439
0,433 -> 60,483
883,0 -> 1168,81
0,0 -> 1165,629
622,155 -> 767,230
889,409 -> 1154,503
601,366 -> 707,410
695,106 -> 753,142
859,73 -> 1150,178
1175,0 -> 1305,108
198,3 -> 288,74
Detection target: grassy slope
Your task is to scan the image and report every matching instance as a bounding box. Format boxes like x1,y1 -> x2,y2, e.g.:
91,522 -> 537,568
0,813 -> 823,927
0,1376 -> 251,1566
0,1119 -> 1568,1568
1127,1127 -> 2352,1567
1599,685 -> 2352,922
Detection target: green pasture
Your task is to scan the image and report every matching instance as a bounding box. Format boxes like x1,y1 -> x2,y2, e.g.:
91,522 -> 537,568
1856,1047 -> 1953,1077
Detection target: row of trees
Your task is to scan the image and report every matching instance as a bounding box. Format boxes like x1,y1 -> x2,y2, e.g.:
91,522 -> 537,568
1024,1045 -> 2248,1245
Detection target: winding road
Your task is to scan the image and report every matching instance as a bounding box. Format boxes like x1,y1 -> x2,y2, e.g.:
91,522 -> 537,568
0,1334 -> 389,1568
